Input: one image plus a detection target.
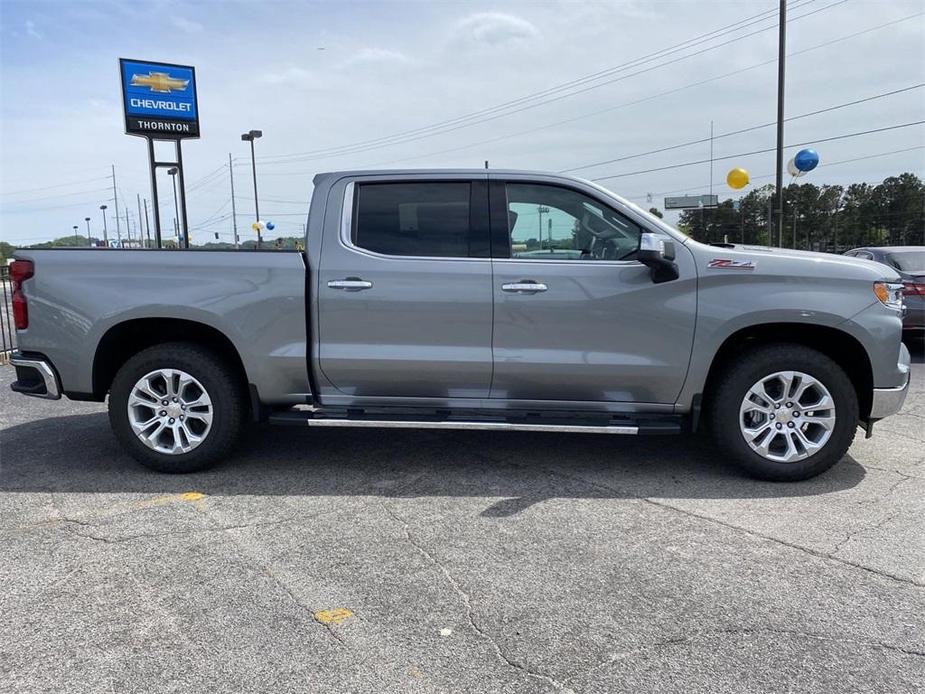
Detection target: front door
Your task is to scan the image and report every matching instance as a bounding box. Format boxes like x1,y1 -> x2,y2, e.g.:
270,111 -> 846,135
489,178 -> 696,404
317,177 -> 494,400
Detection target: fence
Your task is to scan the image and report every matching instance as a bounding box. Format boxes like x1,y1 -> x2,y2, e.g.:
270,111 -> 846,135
0,265 -> 15,364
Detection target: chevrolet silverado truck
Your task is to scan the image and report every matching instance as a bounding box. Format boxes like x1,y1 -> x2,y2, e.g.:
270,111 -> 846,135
9,169 -> 911,480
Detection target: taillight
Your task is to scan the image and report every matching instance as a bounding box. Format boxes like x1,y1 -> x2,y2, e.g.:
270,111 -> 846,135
9,259 -> 34,330
902,281 -> 925,296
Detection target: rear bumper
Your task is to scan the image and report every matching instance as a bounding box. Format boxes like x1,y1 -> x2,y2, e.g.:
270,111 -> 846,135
9,352 -> 61,400
869,342 -> 910,419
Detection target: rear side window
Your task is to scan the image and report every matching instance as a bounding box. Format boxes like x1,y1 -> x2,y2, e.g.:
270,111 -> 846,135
353,182 -> 484,258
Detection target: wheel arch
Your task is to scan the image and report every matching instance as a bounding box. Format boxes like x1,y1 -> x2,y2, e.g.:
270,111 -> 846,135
701,323 -> 874,420
92,318 -> 251,406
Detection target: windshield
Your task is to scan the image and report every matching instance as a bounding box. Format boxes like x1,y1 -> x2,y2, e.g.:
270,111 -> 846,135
885,250 -> 925,273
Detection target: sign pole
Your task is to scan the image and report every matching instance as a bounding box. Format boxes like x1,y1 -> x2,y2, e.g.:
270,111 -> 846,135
146,137 -> 163,248
176,140 -> 191,248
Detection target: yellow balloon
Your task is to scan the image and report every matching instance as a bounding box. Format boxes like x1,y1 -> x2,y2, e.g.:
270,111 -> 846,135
727,167 -> 749,189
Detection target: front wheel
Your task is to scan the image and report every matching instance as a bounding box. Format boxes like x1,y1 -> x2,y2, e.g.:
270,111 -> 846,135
108,342 -> 246,473
707,344 -> 859,481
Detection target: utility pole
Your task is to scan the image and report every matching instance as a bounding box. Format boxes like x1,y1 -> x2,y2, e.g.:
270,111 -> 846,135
709,120 -> 714,199
137,194 -> 144,248
766,196 -> 773,246
229,153 -> 239,249
112,164 -> 122,244
125,208 -> 132,244
143,199 -> 152,248
793,207 -> 797,249
774,0 -> 787,248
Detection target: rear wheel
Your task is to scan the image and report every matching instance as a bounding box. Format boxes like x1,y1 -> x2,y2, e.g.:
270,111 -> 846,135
707,344 -> 858,481
109,342 -> 245,473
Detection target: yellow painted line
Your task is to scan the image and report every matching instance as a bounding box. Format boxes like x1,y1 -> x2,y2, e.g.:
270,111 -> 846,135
179,492 -> 205,501
313,608 -> 353,625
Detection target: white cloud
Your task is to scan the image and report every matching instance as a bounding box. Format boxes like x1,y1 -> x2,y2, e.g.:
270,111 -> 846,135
171,16 -> 203,34
260,65 -> 318,88
25,20 -> 42,40
342,47 -> 410,68
454,12 -> 539,47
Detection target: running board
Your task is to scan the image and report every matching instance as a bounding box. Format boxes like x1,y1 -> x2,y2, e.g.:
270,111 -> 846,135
268,409 -> 683,435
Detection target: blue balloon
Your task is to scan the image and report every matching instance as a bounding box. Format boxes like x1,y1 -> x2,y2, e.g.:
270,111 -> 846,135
794,148 -> 819,172
265,221 -> 275,231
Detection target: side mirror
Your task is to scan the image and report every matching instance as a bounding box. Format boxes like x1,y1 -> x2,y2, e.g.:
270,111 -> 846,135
637,232 -> 679,284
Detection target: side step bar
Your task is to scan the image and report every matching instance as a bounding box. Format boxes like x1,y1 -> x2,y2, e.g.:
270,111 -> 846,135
268,409 -> 683,435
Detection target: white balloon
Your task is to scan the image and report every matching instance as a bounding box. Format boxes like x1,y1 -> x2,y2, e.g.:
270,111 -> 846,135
787,157 -> 800,177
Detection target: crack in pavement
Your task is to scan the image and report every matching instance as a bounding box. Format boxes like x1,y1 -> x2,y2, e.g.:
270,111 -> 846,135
9,503 -> 377,544
832,507 -> 905,555
568,627 -> 925,685
500,460 -> 925,589
378,501 -> 569,693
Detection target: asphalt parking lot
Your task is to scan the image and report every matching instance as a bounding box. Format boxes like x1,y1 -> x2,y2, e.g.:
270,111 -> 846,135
1,344 -> 923,694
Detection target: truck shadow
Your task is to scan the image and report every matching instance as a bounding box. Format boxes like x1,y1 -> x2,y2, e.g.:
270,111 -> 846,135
0,412 -> 866,516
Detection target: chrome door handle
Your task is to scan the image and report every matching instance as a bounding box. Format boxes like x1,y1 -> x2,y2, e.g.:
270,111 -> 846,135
328,278 -> 373,291
502,282 -> 548,293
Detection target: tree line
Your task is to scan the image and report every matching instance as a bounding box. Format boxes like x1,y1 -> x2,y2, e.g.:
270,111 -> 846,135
677,172 -> 924,250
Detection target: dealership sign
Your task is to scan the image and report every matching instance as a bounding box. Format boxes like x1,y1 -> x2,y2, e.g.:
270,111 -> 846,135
120,58 -> 199,138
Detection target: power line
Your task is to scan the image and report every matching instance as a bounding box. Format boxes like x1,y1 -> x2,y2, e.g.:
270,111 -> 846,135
256,0 -> 841,164
591,121 -> 925,182
1,175 -> 111,198
255,10 -> 918,175
635,145 -> 925,200
560,83 -> 925,173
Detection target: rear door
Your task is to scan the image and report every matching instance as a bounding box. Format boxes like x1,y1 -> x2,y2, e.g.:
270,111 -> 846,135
317,175 -> 494,400
488,177 -> 696,404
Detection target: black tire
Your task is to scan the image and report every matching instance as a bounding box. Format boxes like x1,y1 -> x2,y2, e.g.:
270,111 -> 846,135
706,343 -> 858,481
108,342 -> 246,473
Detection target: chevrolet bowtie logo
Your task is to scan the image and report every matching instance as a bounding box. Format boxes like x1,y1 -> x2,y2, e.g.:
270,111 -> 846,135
130,71 -> 189,93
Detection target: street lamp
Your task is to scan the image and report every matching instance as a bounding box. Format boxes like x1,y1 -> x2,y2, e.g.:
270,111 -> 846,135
84,217 -> 91,247
72,225 -> 78,245
167,167 -> 182,248
100,205 -> 108,246
241,129 -> 263,248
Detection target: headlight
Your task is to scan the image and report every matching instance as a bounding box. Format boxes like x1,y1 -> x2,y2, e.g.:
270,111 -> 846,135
873,281 -> 904,311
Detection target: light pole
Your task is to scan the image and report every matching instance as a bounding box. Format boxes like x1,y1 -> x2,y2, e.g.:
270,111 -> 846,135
167,167 -> 182,248
72,225 -> 78,244
84,217 -> 91,247
536,205 -> 549,248
241,129 -> 263,248
100,205 -> 108,246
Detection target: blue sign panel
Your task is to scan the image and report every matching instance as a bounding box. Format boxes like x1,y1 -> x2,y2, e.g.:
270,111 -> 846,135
120,58 -> 199,138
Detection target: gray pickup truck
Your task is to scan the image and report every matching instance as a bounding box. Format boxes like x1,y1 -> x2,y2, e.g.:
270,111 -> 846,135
9,169 -> 911,480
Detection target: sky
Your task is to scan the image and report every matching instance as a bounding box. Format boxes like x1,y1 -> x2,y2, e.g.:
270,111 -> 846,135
1,0 -> 923,246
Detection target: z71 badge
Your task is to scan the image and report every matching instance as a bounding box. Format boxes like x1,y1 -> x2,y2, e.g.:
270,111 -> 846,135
708,258 -> 756,270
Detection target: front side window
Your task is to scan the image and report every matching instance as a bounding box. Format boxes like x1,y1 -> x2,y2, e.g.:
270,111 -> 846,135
505,183 -> 642,261
353,182 -> 479,258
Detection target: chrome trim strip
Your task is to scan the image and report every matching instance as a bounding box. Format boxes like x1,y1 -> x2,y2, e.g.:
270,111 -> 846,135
302,418 -> 638,434
870,376 -> 910,419
9,353 -> 61,400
